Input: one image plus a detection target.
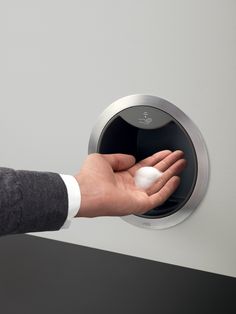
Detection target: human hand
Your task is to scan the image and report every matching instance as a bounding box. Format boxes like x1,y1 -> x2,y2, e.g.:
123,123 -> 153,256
74,150 -> 186,218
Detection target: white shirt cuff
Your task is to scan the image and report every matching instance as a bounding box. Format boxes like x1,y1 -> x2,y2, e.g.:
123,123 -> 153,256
59,174 -> 81,229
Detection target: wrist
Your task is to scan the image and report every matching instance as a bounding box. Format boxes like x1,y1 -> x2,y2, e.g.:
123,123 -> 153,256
73,173 -> 103,218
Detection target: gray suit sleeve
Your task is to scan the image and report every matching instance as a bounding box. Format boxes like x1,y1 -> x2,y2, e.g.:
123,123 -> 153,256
0,167 -> 68,236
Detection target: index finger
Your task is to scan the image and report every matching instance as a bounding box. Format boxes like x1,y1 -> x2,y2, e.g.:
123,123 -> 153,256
128,150 -> 172,176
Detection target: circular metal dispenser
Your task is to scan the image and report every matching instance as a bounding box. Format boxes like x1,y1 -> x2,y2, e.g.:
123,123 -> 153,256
89,95 -> 209,229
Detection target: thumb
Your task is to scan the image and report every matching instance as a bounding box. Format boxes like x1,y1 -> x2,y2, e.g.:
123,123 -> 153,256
102,153 -> 136,171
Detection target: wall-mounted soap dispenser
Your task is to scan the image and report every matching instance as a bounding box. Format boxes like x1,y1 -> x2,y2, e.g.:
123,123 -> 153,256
89,94 -> 209,229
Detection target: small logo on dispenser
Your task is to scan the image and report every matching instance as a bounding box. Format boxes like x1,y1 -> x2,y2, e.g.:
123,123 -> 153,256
138,112 -> 152,125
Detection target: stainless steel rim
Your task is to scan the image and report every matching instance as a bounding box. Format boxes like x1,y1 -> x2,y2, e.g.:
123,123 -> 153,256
88,94 -> 210,229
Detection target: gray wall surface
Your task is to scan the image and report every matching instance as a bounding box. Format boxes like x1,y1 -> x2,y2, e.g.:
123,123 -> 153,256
0,0 -> 236,277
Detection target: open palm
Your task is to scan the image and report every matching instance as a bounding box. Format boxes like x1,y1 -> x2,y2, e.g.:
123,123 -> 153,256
75,150 -> 186,218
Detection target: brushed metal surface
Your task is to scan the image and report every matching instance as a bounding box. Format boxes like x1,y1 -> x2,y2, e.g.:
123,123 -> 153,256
89,94 -> 209,229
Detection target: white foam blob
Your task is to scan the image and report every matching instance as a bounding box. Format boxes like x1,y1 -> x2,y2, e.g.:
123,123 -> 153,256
134,166 -> 163,190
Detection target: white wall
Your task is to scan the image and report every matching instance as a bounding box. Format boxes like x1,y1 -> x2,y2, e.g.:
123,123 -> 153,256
0,0 -> 235,277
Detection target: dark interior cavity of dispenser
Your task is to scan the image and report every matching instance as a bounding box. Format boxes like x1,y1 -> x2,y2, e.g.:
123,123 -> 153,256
98,110 -> 198,218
